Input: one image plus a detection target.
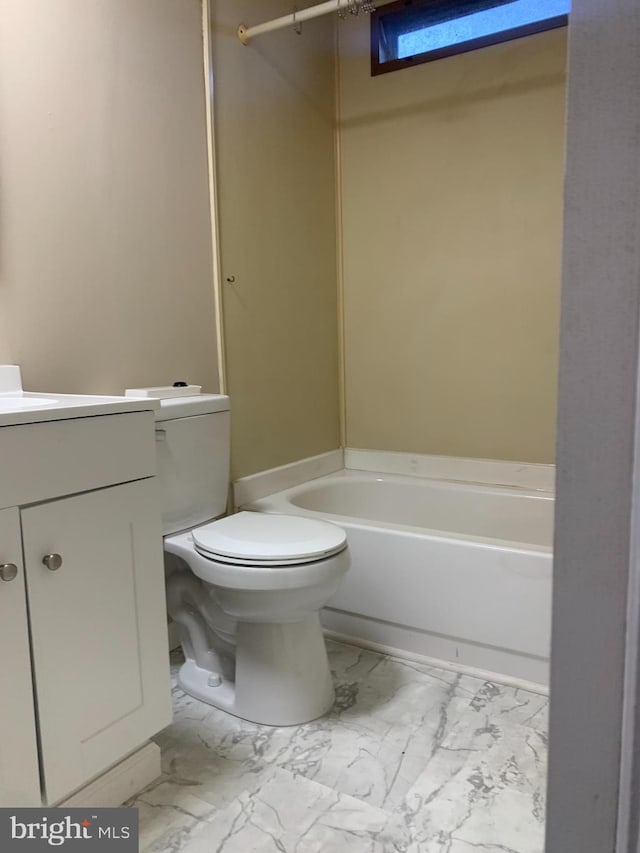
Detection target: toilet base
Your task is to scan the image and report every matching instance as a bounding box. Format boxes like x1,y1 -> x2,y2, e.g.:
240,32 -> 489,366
178,613 -> 336,726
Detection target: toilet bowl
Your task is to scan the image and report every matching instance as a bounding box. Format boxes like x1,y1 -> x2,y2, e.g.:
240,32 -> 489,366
128,387 -> 351,727
165,511 -> 349,726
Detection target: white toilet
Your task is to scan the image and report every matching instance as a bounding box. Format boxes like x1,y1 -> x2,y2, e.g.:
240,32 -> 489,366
151,392 -> 350,726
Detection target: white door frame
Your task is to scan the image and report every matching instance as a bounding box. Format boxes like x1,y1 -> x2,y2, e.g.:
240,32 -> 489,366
546,1 -> 640,850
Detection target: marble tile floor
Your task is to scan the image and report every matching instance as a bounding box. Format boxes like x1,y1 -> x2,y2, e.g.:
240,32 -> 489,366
128,641 -> 548,853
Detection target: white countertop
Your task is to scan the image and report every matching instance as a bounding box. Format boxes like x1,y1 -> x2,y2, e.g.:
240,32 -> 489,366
0,366 -> 159,427
0,391 -> 159,427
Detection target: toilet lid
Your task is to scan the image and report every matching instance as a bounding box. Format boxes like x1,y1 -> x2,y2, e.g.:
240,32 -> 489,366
192,511 -> 347,565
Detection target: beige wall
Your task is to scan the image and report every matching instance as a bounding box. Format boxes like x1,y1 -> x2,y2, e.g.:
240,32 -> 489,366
0,0 -> 219,396
339,23 -> 566,463
0,1 -> 564,468
212,1 -> 340,479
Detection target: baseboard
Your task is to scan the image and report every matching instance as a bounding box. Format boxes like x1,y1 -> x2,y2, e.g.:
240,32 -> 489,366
57,742 -> 161,808
233,449 -> 344,507
322,618 -> 549,696
344,448 -> 555,492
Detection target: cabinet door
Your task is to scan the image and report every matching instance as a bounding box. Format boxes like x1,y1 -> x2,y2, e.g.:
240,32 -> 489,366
0,508 -> 41,806
22,479 -> 172,805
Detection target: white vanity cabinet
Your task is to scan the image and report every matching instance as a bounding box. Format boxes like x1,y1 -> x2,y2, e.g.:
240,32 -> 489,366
0,407 -> 172,807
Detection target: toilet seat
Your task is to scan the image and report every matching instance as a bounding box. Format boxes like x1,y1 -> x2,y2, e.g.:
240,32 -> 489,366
192,511 -> 347,567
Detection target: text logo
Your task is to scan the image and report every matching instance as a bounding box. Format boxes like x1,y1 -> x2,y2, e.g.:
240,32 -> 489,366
0,809 -> 138,851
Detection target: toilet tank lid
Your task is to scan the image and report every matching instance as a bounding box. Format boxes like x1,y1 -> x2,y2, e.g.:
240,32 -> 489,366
124,389 -> 230,421
156,394 -> 230,421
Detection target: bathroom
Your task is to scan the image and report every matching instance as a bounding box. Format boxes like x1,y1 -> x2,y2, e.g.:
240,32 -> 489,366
0,1 -> 637,852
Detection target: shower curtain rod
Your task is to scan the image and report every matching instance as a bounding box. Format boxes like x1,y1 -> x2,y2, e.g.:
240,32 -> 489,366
238,0 -> 374,45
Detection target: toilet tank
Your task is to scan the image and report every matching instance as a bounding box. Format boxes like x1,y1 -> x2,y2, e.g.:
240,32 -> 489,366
154,394 -> 231,535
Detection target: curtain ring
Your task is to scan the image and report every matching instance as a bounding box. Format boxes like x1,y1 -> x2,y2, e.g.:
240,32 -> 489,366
337,0 -> 347,19
349,0 -> 360,15
292,6 -> 302,34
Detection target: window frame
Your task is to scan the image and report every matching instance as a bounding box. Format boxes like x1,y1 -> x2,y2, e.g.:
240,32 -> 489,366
370,0 -> 569,76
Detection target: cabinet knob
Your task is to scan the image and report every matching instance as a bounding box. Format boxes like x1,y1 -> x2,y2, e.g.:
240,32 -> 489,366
0,563 -> 18,582
42,553 -> 63,572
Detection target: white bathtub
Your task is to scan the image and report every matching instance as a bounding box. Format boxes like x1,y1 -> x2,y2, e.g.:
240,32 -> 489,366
246,470 -> 553,687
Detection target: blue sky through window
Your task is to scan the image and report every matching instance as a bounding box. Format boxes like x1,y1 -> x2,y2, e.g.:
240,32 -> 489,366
397,0 -> 570,59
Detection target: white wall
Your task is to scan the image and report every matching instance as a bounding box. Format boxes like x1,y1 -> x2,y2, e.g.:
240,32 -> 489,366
546,1 -> 640,850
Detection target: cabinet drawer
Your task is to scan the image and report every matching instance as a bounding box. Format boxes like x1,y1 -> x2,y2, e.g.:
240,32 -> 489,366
0,411 -> 155,509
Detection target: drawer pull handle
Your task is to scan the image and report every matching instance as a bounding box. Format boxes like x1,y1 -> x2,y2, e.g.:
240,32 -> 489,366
0,563 -> 18,582
42,554 -> 63,572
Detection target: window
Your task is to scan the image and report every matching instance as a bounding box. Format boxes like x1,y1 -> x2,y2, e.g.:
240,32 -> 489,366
371,0 -> 570,75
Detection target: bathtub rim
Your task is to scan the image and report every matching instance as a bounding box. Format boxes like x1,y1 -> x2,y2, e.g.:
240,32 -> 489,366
244,469 -> 554,555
